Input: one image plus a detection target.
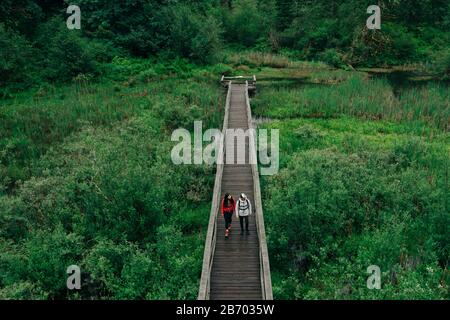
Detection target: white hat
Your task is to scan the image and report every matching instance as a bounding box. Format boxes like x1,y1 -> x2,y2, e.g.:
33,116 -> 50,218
240,193 -> 247,199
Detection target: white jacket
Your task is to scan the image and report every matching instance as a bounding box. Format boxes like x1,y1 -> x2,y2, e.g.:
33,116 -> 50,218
235,198 -> 252,217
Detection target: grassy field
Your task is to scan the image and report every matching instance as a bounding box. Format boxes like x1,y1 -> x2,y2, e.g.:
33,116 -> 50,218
1,52 -> 448,299
0,59 -> 224,299
245,57 -> 449,299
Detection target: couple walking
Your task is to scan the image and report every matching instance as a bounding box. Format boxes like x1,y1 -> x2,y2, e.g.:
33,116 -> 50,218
221,193 -> 252,239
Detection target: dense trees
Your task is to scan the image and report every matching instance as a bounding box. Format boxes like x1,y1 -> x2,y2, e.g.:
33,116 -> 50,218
2,0 -> 449,93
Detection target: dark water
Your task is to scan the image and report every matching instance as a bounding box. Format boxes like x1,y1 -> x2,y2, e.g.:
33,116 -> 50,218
367,70 -> 449,96
256,70 -> 449,96
257,77 -> 330,91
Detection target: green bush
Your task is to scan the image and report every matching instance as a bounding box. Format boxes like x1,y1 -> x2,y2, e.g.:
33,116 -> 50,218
36,19 -> 97,81
0,227 -> 83,299
431,48 -> 450,79
264,146 -> 448,299
0,281 -> 48,300
0,24 -> 37,91
166,5 -> 222,64
36,19 -> 98,82
138,68 -> 158,83
75,0 -> 162,56
318,49 -> 344,68
224,0 -> 267,47
210,63 -> 235,76
0,76 -> 218,299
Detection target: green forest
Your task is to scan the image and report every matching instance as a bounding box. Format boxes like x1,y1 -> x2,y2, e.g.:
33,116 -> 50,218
0,0 -> 449,300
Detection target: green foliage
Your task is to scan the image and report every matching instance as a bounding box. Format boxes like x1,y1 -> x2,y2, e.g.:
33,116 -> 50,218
0,281 -> 48,300
0,24 -> 36,92
36,18 -> 98,82
255,64 -> 449,299
224,0 -> 266,47
0,0 -> 42,36
166,4 -> 222,64
431,48 -> 450,79
264,139 -> 448,299
23,227 -> 84,297
252,72 -> 449,130
74,0 -> 163,57
280,0 -> 450,66
1,0 -> 449,301
1,0 -> 449,95
0,76 -> 219,299
318,49 -> 345,68
0,227 -> 83,299
222,0 -> 278,50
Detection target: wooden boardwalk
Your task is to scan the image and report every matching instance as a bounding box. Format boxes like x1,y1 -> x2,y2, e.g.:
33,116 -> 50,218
198,78 -> 272,300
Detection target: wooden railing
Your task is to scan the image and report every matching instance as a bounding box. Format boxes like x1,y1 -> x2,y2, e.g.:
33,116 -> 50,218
245,80 -> 273,300
198,82 -> 231,300
221,75 -> 256,91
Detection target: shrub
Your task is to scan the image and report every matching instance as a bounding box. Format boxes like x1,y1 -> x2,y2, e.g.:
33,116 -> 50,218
0,227 -> 84,299
0,24 -> 37,91
317,49 -> 344,68
166,5 -> 222,64
431,48 -> 450,79
264,145 -> 448,299
224,0 -> 266,47
137,68 -> 158,83
0,281 -> 48,300
210,63 -> 234,76
36,18 -> 97,82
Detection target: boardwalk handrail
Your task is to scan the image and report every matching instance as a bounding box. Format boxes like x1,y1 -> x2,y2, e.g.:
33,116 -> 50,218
222,75 -> 254,81
221,75 -> 256,85
198,82 -> 232,300
245,80 -> 273,300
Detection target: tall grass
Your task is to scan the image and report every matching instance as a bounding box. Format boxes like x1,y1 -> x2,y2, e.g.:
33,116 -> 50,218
252,73 -> 449,131
0,73 -> 222,191
226,51 -> 328,70
0,70 -> 222,299
255,71 -> 450,299
398,83 -> 450,131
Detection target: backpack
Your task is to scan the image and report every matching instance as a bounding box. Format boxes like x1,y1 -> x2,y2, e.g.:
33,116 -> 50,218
238,199 -> 249,212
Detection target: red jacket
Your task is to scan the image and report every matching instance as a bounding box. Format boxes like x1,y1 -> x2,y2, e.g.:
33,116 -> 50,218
221,198 -> 235,215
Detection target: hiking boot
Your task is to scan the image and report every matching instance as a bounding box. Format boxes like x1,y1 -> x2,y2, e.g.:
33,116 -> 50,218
225,229 -> 229,239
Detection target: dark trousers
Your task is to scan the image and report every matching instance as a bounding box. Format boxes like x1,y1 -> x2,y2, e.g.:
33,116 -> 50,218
239,216 -> 249,231
224,212 -> 233,230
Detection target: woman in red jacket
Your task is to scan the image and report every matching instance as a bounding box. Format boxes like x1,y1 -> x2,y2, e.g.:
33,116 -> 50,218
221,193 -> 235,239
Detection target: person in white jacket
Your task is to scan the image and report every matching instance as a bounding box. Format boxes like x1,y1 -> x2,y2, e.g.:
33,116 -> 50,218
235,193 -> 252,235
